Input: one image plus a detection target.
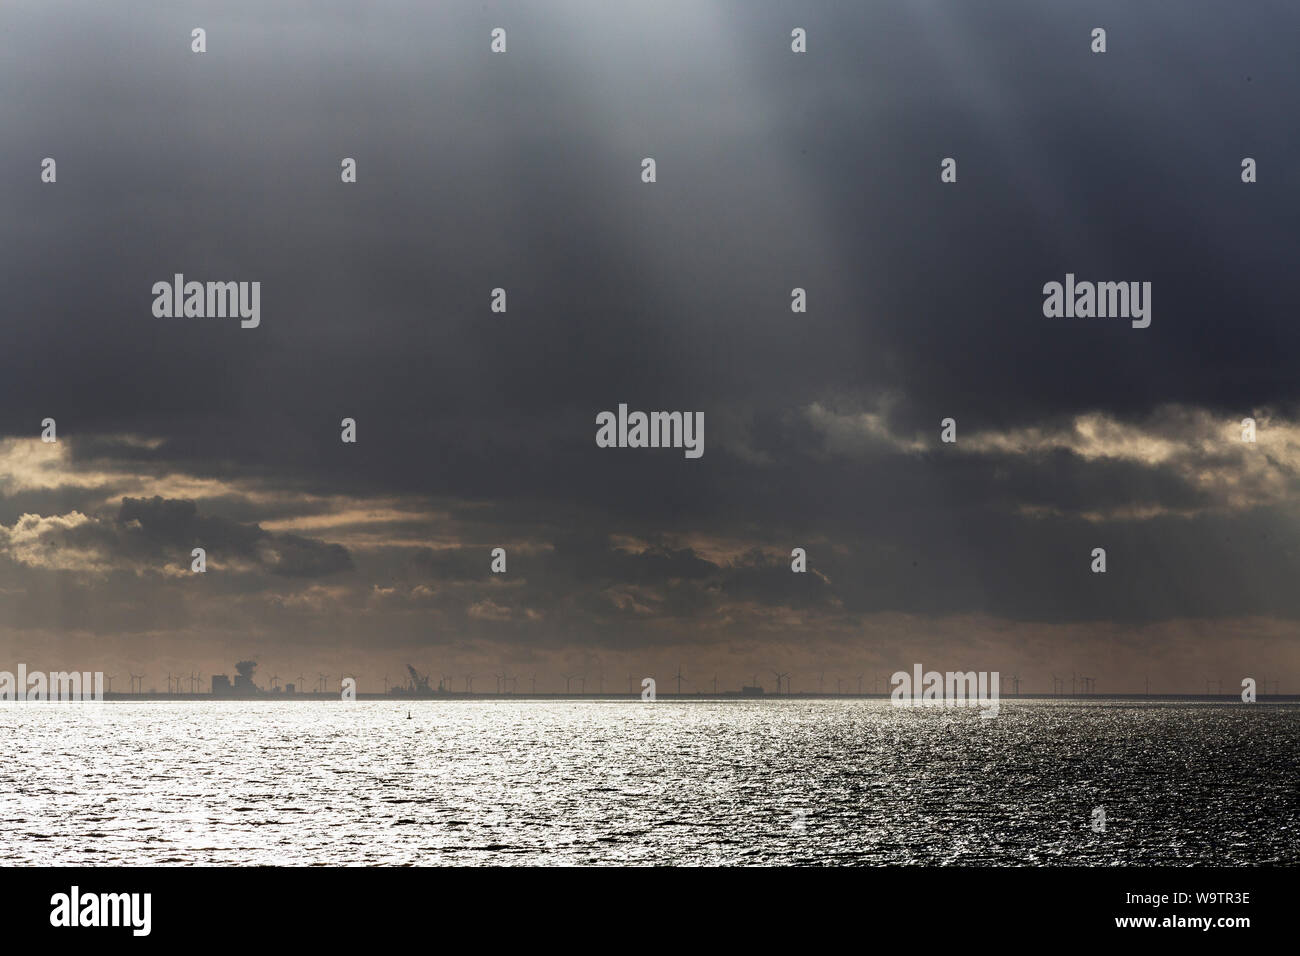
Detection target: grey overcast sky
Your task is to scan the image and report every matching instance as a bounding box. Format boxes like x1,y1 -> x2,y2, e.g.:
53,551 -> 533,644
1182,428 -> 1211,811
2,1 -> 1298,691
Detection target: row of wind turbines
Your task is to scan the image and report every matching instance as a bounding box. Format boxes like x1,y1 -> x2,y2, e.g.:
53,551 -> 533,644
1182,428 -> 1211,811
98,668 -> 1283,696
104,671 -> 336,694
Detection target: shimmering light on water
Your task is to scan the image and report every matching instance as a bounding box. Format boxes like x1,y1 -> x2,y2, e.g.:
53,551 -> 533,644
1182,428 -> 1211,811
2,699 -> 1296,865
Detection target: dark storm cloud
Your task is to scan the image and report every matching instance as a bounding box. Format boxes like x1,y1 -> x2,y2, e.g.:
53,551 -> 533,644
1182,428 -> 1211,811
117,495 -> 353,577
1,0 -> 1298,676
261,532 -> 354,577
8,2 -> 1290,460
1,494 -> 351,579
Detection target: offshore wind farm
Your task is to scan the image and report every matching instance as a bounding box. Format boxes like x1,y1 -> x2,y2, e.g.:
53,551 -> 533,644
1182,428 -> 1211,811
46,660 -> 1294,702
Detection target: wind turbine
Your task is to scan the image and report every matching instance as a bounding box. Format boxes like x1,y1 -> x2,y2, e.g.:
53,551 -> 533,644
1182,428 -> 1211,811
464,674 -> 475,693
818,671 -> 825,694
318,673 -> 329,693
711,675 -> 718,694
856,673 -> 864,695
1008,674 -> 1021,695
270,674 -> 281,691
104,674 -> 116,694
296,673 -> 306,694
674,665 -> 685,696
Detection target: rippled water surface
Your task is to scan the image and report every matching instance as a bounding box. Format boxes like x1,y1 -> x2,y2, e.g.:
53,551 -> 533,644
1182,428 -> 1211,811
2,699 -> 1296,865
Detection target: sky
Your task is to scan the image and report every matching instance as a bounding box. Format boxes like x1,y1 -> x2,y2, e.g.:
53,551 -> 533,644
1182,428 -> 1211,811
1,1 -> 1298,693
